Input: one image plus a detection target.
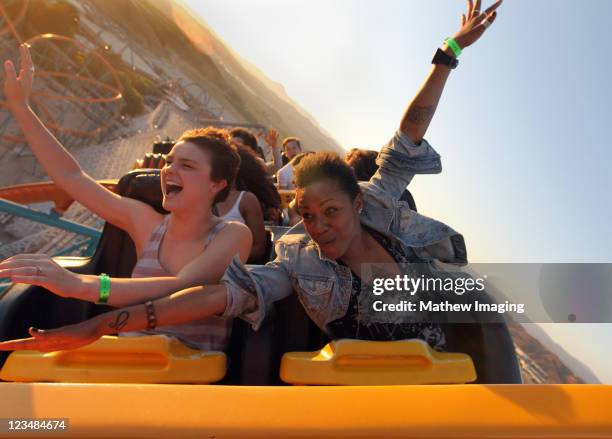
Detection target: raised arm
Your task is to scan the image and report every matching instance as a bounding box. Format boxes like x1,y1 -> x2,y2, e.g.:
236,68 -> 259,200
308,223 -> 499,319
366,0 -> 502,201
260,129 -> 283,174
0,222 -> 252,307
3,44 -> 155,234
400,0 -> 501,144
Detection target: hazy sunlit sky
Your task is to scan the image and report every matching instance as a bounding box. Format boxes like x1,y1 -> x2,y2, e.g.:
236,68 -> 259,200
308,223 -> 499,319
182,0 -> 612,381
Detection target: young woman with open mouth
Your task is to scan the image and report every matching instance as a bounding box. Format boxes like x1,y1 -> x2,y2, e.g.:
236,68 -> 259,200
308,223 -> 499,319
0,45 -> 252,351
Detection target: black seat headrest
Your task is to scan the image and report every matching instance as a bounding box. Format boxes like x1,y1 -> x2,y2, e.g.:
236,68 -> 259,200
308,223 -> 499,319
118,169 -> 168,214
152,139 -> 175,155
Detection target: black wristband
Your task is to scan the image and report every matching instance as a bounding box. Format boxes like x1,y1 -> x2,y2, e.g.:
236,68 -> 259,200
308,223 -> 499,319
431,48 -> 459,69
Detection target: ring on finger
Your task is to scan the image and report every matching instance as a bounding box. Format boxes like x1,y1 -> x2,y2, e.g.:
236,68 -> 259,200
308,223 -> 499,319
482,19 -> 491,29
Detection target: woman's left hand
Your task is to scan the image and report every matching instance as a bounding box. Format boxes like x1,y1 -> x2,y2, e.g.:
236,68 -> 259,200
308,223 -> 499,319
0,254 -> 83,298
4,44 -> 34,112
452,0 -> 503,49
0,319 -> 103,352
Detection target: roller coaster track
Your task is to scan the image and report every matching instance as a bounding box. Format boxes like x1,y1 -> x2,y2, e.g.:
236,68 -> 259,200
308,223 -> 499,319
0,180 -> 117,215
0,180 -> 119,259
0,179 -> 118,291
0,0 -> 123,144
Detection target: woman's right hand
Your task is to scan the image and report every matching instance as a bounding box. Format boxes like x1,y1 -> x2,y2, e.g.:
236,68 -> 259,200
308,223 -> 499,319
3,43 -> 34,112
452,0 -> 502,50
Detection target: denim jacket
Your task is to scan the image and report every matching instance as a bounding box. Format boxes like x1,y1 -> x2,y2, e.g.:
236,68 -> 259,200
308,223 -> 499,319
221,130 -> 467,333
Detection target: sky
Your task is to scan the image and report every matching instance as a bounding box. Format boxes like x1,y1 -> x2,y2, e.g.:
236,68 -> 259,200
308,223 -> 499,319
182,0 -> 612,382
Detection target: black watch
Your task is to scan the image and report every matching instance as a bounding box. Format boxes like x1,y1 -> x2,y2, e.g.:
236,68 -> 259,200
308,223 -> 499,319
431,48 -> 458,69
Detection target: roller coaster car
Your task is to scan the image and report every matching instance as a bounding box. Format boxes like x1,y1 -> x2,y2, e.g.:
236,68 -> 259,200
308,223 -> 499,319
1,170 -> 609,438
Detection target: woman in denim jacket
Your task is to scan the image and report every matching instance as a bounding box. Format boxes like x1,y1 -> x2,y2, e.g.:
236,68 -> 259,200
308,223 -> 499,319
0,0 -> 503,353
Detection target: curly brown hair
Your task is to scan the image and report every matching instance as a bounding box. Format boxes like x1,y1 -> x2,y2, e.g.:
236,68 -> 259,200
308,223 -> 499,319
344,148 -> 379,181
233,144 -> 281,215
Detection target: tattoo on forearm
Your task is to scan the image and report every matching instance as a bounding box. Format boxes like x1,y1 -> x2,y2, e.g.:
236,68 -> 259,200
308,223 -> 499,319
108,311 -> 130,332
406,105 -> 434,125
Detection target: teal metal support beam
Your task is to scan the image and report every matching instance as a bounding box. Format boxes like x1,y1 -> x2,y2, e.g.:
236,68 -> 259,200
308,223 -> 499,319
0,199 -> 101,239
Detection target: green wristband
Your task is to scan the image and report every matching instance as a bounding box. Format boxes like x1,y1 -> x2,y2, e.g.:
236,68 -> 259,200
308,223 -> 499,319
98,273 -> 110,304
444,37 -> 462,58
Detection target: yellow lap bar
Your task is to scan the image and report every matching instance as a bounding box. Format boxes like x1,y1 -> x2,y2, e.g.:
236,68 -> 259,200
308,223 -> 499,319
280,339 -> 476,385
0,335 -> 226,384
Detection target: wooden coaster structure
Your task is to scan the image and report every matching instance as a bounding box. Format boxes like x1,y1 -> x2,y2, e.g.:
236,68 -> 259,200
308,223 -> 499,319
0,0 -> 123,147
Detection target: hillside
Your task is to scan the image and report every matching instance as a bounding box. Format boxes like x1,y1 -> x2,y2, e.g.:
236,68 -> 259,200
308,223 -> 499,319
520,323 -> 601,383
509,321 -> 590,384
86,0 -> 343,154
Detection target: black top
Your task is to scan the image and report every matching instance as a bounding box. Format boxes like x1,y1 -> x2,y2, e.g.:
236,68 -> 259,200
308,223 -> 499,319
328,228 -> 446,350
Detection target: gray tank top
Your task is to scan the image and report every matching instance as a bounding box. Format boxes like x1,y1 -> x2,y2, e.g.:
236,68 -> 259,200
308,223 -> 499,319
127,215 -> 232,351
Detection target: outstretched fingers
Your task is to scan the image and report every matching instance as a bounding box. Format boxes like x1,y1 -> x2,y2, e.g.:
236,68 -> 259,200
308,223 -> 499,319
1,254 -> 50,264
0,256 -> 49,274
472,0 -> 482,17
464,0 -> 501,27
0,268 -> 45,285
0,327 -> 69,352
487,11 -> 498,24
0,265 -> 43,275
484,0 -> 503,15
18,44 -> 32,79
0,335 -> 38,351
4,59 -> 17,83
477,10 -> 498,31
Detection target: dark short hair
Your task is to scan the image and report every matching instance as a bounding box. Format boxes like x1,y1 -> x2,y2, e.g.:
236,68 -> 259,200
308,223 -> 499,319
345,148 -> 378,181
293,152 -> 360,200
230,128 -> 259,152
178,127 -> 240,204
282,137 -> 302,151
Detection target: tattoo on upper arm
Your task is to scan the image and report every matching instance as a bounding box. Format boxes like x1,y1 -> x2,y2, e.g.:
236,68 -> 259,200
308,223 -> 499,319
108,311 -> 130,332
406,105 -> 434,125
